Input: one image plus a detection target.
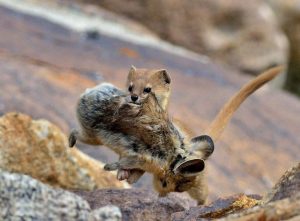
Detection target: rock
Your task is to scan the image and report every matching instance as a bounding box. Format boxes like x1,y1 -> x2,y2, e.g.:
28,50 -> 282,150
262,162 -> 300,203
172,162 -> 300,220
267,0 -> 300,96
0,169 -> 122,221
90,206 -> 122,221
171,194 -> 259,220
90,0 -> 288,75
0,112 -> 127,190
218,193 -> 300,221
74,189 -> 196,221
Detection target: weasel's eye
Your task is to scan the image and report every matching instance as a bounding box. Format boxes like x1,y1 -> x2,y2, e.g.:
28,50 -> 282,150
128,85 -> 133,92
144,87 -> 151,93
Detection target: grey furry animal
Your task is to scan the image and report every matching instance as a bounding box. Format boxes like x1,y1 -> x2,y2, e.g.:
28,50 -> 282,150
69,82 -> 214,204
69,66 -> 283,204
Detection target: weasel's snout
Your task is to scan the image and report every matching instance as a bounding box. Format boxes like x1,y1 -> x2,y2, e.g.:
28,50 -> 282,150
131,94 -> 138,102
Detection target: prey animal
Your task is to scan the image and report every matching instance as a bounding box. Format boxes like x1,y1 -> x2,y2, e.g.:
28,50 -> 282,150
69,66 -> 282,204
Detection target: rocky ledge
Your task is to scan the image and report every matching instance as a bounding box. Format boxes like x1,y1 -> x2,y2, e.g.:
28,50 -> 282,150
0,169 -> 122,221
0,160 -> 299,220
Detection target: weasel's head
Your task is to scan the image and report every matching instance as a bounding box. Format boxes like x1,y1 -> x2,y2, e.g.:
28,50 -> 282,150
153,135 -> 214,197
125,66 -> 171,109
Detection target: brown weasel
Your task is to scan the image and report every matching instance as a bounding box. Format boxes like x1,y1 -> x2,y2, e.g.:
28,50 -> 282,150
69,66 -> 283,204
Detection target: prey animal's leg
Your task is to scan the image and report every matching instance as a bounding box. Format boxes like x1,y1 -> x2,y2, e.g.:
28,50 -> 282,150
104,156 -> 146,170
105,167 -> 145,183
68,128 -> 102,147
104,162 -> 132,181
117,169 -> 130,180
117,169 -> 145,183
104,156 -> 146,183
104,162 -> 120,171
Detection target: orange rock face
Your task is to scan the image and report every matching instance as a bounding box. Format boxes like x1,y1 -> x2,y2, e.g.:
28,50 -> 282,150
0,112 -> 127,190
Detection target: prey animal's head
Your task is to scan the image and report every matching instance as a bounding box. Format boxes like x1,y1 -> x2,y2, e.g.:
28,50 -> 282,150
152,135 -> 214,197
126,66 -> 171,110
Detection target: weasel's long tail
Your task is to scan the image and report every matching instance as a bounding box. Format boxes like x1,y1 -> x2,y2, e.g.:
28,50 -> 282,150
204,66 -> 283,141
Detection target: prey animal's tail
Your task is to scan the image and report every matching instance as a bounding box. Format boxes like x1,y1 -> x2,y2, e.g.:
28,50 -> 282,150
204,66 -> 283,141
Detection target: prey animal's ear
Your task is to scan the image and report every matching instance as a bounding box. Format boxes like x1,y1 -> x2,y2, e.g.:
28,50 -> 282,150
152,69 -> 171,84
190,135 -> 214,160
173,158 -> 205,177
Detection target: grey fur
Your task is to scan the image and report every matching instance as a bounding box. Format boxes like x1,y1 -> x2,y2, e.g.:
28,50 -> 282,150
70,83 -> 214,203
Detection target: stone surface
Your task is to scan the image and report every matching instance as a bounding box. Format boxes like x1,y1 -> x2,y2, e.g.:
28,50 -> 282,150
0,112 -> 127,190
171,194 -> 259,220
0,4 -> 299,201
74,189 -> 196,221
219,193 -> 300,221
85,0 -> 288,75
90,206 -> 122,221
0,169 -> 122,221
172,162 -> 300,220
262,162 -> 300,203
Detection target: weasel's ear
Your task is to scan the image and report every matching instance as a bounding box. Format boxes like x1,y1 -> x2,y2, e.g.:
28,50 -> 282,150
127,65 -> 136,82
127,65 -> 136,80
173,158 -> 205,177
190,135 -> 214,160
153,69 -> 171,84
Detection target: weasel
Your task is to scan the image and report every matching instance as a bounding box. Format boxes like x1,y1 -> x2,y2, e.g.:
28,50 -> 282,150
69,66 -> 282,204
126,66 -> 171,111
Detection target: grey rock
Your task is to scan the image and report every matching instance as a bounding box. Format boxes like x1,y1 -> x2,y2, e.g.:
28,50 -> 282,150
90,206 -> 122,221
74,189 -> 196,221
262,162 -> 300,203
0,169 -> 122,221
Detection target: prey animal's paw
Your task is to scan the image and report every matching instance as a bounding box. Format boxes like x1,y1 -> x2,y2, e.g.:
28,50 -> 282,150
104,162 -> 120,171
117,169 -> 130,180
68,129 -> 78,147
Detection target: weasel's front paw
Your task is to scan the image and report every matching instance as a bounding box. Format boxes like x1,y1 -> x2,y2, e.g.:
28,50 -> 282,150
68,129 -> 78,147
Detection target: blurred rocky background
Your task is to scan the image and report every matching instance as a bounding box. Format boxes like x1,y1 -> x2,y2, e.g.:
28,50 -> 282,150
0,0 -> 299,220
73,0 -> 300,94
